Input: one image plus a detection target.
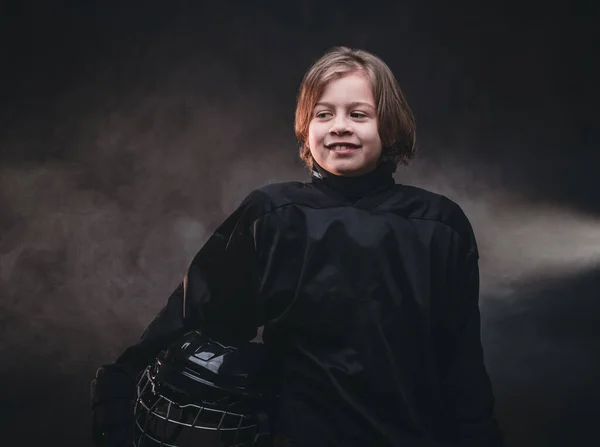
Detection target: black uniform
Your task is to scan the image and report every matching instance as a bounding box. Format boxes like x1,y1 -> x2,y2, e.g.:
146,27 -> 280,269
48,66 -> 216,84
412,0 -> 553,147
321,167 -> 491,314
116,161 -> 503,447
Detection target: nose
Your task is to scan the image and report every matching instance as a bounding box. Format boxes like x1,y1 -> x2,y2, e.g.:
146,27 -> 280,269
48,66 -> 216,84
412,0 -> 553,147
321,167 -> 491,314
329,115 -> 352,135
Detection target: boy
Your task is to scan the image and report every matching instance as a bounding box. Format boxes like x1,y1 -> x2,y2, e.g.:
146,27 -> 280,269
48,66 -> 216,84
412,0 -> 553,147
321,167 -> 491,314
92,46 -> 503,447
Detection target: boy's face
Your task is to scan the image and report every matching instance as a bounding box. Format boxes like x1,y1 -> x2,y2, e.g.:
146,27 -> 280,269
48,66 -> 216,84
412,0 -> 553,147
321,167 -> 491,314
308,71 -> 382,177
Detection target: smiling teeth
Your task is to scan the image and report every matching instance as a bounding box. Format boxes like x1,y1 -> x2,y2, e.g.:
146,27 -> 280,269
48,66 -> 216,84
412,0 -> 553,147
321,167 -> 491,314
330,145 -> 356,151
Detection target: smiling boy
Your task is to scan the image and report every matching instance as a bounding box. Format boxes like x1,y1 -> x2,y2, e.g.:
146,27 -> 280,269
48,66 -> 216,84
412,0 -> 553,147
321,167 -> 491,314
92,46 -> 503,447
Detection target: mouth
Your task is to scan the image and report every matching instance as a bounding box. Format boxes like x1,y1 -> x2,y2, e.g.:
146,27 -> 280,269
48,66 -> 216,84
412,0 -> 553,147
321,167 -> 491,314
325,143 -> 361,152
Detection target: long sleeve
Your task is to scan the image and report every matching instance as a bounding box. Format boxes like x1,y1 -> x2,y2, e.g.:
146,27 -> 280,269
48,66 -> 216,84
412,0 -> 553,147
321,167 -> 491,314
437,249 -> 504,447
116,191 -> 264,376
183,193 -> 263,342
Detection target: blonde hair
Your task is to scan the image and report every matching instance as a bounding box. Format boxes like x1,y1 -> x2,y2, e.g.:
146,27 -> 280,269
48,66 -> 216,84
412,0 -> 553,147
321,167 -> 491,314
294,46 -> 417,173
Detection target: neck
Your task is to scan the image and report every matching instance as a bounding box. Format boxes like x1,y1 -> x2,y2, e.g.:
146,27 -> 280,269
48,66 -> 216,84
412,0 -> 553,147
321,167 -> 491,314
311,160 -> 395,202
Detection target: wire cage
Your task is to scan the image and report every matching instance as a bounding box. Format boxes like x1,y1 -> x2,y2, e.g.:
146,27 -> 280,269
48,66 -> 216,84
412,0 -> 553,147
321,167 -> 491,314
133,364 -> 265,447
134,328 -> 270,447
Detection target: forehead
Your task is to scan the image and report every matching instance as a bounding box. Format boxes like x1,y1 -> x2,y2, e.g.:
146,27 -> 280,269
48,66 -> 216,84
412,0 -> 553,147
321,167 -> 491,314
318,72 -> 375,105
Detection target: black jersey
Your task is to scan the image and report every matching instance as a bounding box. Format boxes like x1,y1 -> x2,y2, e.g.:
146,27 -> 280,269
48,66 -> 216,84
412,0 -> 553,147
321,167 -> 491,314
116,162 -> 503,447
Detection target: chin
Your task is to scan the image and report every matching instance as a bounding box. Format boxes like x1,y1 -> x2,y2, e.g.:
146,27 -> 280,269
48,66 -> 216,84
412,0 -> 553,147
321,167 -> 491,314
328,164 -> 373,177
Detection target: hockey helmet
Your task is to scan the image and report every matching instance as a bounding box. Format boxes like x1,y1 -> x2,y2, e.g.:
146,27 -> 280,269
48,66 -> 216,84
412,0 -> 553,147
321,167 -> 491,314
133,331 -> 273,447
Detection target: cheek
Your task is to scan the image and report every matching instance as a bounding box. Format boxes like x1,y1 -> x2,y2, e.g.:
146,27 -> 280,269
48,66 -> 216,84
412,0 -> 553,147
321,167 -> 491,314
366,133 -> 383,157
369,126 -> 383,148
358,125 -> 382,147
308,123 -> 324,146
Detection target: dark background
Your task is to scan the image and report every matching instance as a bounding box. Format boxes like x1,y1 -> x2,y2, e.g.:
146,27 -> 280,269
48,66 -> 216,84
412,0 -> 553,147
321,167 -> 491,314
1,1 -> 598,446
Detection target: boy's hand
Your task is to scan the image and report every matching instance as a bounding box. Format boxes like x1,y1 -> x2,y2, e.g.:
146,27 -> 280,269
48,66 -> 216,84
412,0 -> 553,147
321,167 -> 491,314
90,364 -> 136,447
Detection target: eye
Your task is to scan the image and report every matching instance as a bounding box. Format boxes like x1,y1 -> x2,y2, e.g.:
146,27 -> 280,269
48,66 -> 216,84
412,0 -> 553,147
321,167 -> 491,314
351,112 -> 368,119
315,111 -> 332,119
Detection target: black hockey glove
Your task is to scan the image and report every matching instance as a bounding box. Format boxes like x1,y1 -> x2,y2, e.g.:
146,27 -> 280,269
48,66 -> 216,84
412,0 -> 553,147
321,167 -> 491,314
90,364 -> 136,447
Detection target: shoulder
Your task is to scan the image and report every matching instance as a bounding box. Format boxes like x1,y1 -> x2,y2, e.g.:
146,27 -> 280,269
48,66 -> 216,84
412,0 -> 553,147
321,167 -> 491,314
238,181 -> 309,216
388,184 -> 477,251
212,182 -> 307,238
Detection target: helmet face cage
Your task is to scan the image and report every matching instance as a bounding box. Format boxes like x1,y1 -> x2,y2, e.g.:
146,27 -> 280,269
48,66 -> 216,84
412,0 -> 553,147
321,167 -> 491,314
133,362 -> 268,447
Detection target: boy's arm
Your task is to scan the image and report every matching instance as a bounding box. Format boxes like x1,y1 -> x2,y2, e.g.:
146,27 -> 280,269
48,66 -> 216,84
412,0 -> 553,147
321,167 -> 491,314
91,190 -> 265,446
438,249 -> 504,447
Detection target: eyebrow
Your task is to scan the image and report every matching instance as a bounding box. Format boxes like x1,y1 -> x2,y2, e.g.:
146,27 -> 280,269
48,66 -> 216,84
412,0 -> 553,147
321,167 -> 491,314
315,101 -> 375,109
